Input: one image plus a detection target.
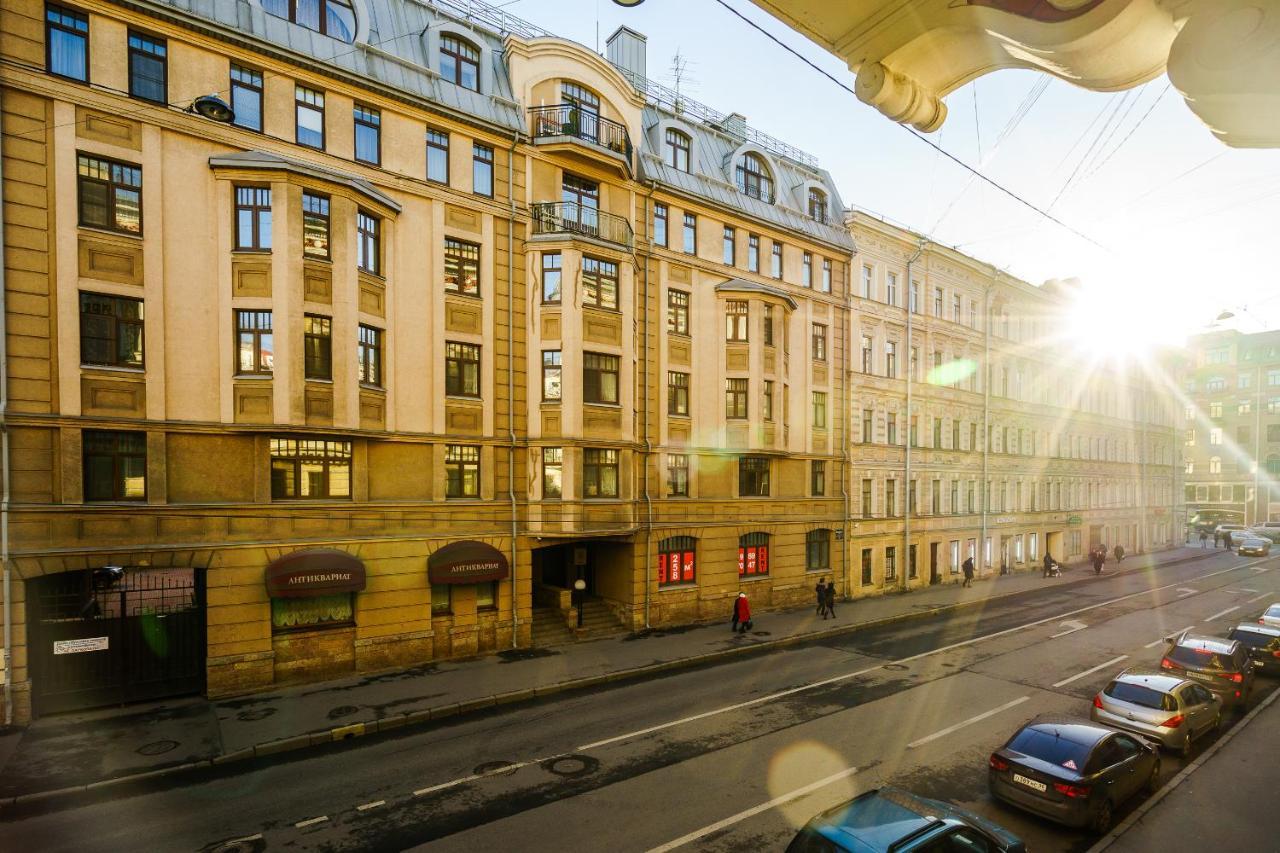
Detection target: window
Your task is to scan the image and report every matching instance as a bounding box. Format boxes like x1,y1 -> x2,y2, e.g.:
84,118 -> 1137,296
269,438 -> 351,500
885,546 -> 897,580
425,129 -> 450,183
443,238 -> 480,296
763,304 -> 774,346
563,174 -> 598,228
887,479 -> 897,514
747,234 -> 760,272
235,310 -> 273,375
302,192 -> 330,259
1269,369 -> 1280,387
540,252 -> 560,302
738,531 -> 770,574
582,256 -> 619,310
444,445 -> 480,498
803,252 -> 812,287
658,535 -> 696,584
583,448 -> 619,498
542,351 -> 562,400
431,585 -> 452,616
353,104 -> 380,165
812,392 -> 827,428
1239,373 -> 1253,389
861,336 -> 873,373
1209,456 -> 1222,474
357,324 -> 382,386
807,188 -> 827,223
234,186 -> 272,251
806,529 -> 831,570
665,129 -> 690,171
46,5 -> 88,82
682,212 -> 697,254
862,548 -> 873,585
862,478 -> 873,515
1210,428 -> 1222,445
304,315 -> 332,380
726,300 -> 749,342
83,430 -> 146,501
726,378 -> 748,419
353,211 -> 379,274
723,226 -> 736,265
821,259 -> 831,293
811,461 -> 826,497
77,154 -> 141,234
1209,401 -> 1222,419
445,342 -> 480,397
933,287 -> 943,316
1239,399 -> 1252,415
763,380 -> 774,421
262,0 -> 356,41
812,324 -> 827,361
542,447 -> 562,498
668,371 -> 689,416
885,271 -> 898,306
886,341 -> 898,378
127,32 -> 165,103
295,85 -> 325,149
862,409 -> 873,443
80,293 -> 143,368
667,290 -> 689,335
1270,424 -> 1280,442
653,203 -> 668,247
739,457 -> 770,497
473,144 -> 494,197
861,265 -> 872,299
952,294 -> 961,322
771,242 -> 783,278
667,455 -> 689,497
887,414 -> 898,445
735,152 -> 773,202
441,34 -> 480,91
583,352 -> 619,404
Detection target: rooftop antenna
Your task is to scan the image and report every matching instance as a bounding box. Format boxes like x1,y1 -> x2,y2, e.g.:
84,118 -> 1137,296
669,50 -> 694,113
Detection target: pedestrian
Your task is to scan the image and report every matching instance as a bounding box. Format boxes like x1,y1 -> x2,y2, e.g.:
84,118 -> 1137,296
962,556 -> 975,587
1199,530 -> 1208,548
1043,552 -> 1059,578
1214,531 -> 1221,548
1114,544 -> 1125,562
731,592 -> 752,633
822,580 -> 837,619
1093,549 -> 1105,575
815,578 -> 827,616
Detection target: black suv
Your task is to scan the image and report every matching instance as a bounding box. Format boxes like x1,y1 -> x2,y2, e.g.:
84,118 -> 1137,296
1227,623 -> 1280,673
1160,632 -> 1257,709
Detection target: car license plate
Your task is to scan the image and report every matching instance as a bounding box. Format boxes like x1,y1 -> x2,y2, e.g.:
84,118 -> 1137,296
1013,773 -> 1047,792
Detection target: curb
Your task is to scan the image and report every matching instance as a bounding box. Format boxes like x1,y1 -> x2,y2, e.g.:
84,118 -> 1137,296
1087,679 -> 1280,852
0,548 -> 1223,809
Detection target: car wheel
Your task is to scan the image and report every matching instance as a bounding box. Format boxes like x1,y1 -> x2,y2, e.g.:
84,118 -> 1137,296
1091,798 -> 1114,834
1212,712 -> 1222,732
1178,733 -> 1192,759
1145,759 -> 1161,793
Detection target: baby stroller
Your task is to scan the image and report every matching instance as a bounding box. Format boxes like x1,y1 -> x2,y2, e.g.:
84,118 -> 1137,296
1046,560 -> 1062,578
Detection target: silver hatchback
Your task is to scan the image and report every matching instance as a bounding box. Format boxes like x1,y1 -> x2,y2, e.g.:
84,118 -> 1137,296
1090,668 -> 1222,757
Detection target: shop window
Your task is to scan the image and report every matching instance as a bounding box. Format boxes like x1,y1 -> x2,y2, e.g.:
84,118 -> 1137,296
738,532 -> 770,576
270,438 -> 351,499
83,430 -> 146,501
658,535 -> 696,586
271,594 -> 353,631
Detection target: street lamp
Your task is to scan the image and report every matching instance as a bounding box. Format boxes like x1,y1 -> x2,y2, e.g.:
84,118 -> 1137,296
573,578 -> 586,628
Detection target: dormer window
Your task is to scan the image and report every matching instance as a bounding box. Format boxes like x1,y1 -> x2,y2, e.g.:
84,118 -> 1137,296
735,152 -> 773,203
808,187 -> 828,223
441,35 -> 480,91
665,129 -> 690,172
261,0 -> 356,43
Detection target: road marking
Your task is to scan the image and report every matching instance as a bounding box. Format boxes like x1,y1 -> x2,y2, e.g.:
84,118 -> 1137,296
1248,592 -> 1274,603
1145,625 -> 1194,648
1226,589 -> 1258,594
356,800 -> 385,811
644,765 -> 861,853
1205,605 -> 1240,622
1050,619 -> 1088,638
295,816 -> 328,829
1177,588 -> 1198,597
222,835 -> 262,848
1251,567 -> 1269,573
1054,655 -> 1129,688
907,696 -> 1030,749
414,760 -> 533,797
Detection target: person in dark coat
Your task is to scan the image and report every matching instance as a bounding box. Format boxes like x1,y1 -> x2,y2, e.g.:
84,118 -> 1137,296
1214,531 -> 1221,548
1093,548 -> 1105,574
961,556 -> 975,587
1114,544 -> 1125,562
815,578 -> 827,616
1199,530 -> 1208,548
1043,552 -> 1055,578
822,581 -> 837,619
731,592 -> 751,633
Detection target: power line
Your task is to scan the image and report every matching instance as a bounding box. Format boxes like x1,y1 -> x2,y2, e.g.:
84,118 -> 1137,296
1080,83 -> 1171,183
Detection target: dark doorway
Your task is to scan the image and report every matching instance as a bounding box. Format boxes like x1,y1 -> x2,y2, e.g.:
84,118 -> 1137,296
929,542 -> 940,585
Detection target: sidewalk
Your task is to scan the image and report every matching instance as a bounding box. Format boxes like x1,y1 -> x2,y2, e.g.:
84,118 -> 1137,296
0,546 -> 1221,804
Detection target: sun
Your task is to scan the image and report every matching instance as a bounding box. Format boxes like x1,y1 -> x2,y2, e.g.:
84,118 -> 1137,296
1060,279 -> 1171,362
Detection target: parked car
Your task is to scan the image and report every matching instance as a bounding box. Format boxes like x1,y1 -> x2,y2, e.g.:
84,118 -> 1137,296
1258,603 -> 1280,628
786,786 -> 1026,852
1236,536 -> 1271,556
1247,523 -> 1280,543
1226,622 -> 1280,672
988,717 -> 1159,834
1215,523 -> 1246,541
1159,632 -> 1256,709
1090,668 -> 1221,757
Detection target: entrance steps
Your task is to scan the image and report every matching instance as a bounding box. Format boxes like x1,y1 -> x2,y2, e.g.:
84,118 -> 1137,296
530,598 -> 627,647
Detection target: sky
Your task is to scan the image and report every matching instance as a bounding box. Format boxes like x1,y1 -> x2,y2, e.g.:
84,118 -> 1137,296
500,0 -> 1280,345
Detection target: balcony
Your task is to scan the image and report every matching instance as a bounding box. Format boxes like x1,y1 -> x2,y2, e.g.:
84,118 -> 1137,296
529,105 -> 632,175
531,201 -> 633,250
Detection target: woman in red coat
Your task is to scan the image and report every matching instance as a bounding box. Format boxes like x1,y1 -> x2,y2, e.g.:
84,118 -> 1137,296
732,592 -> 751,633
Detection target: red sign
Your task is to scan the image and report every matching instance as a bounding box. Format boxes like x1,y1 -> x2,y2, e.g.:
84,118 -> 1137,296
658,551 -> 695,584
265,549 -> 366,598
739,545 -> 769,576
428,540 -> 509,585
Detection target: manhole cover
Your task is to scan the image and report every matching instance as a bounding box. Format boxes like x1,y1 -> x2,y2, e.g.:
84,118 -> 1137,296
473,760 -> 521,777
236,708 -> 277,722
136,739 -> 179,756
327,705 -> 360,720
542,754 -> 599,778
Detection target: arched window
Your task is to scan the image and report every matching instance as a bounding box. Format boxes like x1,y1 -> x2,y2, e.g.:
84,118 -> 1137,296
806,529 -> 832,571
735,152 -> 773,202
1209,456 -> 1221,474
657,536 -> 696,586
440,34 -> 480,91
1267,455 -> 1280,476
261,0 -> 356,42
561,82 -> 599,114
665,129 -> 690,172
738,532 -> 770,576
807,187 -> 828,223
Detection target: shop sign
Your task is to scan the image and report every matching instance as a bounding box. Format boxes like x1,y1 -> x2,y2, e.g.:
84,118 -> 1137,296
1068,515 -> 1083,525
265,549 -> 366,598
994,515 -> 1017,524
53,636 -> 109,655
428,540 -> 509,585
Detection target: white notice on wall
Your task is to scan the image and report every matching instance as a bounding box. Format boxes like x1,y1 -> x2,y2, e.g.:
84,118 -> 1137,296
53,636 -> 109,655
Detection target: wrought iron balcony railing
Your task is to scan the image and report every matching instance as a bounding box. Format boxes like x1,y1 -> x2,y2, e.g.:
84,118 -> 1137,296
529,105 -> 632,162
531,201 -> 633,249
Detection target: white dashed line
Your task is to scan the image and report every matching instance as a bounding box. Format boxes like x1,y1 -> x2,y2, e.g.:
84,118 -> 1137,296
356,800 -> 385,811
295,816 -> 328,829
1248,592 -> 1274,603
1205,605 -> 1240,622
908,696 -> 1030,749
1177,588 -> 1198,598
413,760 -> 534,797
1054,655 -> 1129,688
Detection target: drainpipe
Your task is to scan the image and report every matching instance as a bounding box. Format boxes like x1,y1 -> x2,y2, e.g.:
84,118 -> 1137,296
1,106 -> 11,726
902,239 -> 925,591
841,255 -> 852,598
507,134 -> 519,648
641,182 -> 656,630
981,276 -> 993,574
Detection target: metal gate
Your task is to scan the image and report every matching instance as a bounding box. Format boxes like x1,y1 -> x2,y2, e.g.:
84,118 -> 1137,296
28,567 -> 205,716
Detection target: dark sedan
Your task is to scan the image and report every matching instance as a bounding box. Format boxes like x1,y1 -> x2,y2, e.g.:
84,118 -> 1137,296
1227,623 -> 1280,672
988,717 -> 1159,834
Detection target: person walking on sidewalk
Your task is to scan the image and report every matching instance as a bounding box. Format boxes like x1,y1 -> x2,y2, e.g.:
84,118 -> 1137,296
1200,529 -> 1208,548
815,578 -> 827,616
731,592 -> 752,633
1093,548 -> 1105,575
962,556 -> 975,587
822,581 -> 837,619
1114,544 -> 1125,563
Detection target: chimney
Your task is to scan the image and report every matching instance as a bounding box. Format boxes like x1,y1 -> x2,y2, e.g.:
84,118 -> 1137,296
721,112 -> 748,138
606,26 -> 647,85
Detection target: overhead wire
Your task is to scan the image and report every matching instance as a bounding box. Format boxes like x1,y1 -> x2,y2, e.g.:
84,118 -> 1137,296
1079,82 -> 1171,183
1048,89 -> 1134,211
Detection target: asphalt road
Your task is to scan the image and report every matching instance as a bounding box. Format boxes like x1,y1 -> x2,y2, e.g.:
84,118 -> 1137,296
2,549 -> 1277,853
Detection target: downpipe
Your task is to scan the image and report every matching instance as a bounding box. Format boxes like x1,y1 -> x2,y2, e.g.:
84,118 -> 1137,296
507,134 -> 519,648
1,105 -> 11,726
902,239 -> 925,591
641,183 -> 655,630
